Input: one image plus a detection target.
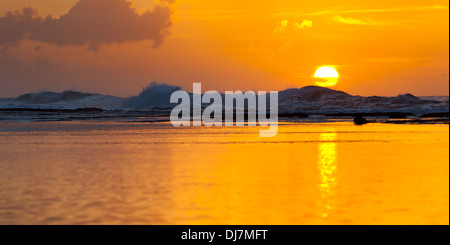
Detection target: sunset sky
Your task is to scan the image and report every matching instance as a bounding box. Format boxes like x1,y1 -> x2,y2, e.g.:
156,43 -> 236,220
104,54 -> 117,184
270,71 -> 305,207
0,0 -> 448,97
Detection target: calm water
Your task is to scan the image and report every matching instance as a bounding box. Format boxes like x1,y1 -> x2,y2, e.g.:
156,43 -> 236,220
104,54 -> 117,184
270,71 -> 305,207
0,121 -> 448,225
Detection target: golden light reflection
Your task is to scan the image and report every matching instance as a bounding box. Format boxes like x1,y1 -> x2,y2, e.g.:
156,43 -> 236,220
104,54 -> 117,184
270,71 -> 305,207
0,123 -> 448,224
169,126 -> 318,225
318,132 -> 338,218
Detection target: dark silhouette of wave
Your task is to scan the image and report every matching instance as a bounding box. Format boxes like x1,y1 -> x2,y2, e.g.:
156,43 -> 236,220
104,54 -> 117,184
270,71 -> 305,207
123,82 -> 181,108
14,91 -> 97,104
0,83 -> 448,117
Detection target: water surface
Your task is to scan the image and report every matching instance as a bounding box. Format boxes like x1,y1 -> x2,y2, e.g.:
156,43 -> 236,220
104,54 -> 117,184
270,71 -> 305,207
0,122 -> 448,225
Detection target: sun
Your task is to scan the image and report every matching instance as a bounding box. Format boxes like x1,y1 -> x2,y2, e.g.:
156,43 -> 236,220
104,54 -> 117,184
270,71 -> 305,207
314,66 -> 339,87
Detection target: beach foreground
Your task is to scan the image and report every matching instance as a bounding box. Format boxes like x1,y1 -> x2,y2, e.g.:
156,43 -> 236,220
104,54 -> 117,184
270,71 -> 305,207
0,122 -> 448,225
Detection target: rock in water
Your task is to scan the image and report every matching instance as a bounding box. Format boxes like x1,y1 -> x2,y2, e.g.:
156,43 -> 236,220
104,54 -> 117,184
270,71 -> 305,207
354,115 -> 369,125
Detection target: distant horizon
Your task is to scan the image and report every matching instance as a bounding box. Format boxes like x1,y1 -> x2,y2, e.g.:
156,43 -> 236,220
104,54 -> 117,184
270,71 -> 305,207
2,83 -> 449,99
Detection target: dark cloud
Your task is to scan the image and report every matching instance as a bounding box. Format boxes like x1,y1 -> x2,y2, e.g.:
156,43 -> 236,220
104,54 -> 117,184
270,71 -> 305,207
0,0 -> 174,50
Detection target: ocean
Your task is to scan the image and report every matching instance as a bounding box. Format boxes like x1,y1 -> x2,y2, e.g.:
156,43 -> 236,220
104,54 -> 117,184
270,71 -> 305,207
0,121 -> 448,225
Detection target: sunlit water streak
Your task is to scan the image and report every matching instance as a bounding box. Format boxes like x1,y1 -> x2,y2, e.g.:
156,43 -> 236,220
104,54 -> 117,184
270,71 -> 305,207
0,122 -> 448,225
318,132 -> 337,218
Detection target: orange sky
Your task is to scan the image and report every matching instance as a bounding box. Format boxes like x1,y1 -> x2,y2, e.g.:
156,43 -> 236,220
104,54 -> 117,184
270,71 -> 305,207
0,0 -> 448,97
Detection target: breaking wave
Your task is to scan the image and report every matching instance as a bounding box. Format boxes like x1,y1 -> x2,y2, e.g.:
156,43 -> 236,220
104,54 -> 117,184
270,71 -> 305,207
123,82 -> 181,108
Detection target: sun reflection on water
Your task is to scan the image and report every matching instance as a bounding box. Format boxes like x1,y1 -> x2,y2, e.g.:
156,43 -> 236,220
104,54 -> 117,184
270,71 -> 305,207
318,132 -> 338,218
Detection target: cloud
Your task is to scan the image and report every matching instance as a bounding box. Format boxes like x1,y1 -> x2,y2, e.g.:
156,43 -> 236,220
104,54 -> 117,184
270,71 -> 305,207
273,20 -> 289,34
0,0 -> 174,51
368,57 -> 433,64
294,20 -> 312,30
274,19 -> 313,34
341,5 -> 448,14
274,5 -> 449,17
332,16 -> 398,26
